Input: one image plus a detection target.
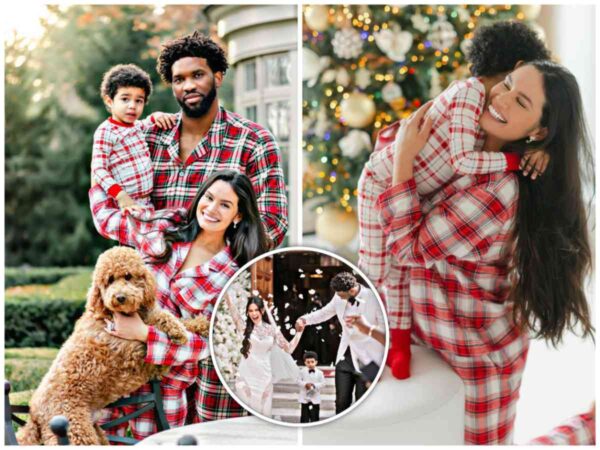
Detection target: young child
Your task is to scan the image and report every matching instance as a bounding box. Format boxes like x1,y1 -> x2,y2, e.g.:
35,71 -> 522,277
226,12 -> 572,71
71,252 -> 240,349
357,21 -> 551,380
93,64 -> 175,210
297,351 -> 325,423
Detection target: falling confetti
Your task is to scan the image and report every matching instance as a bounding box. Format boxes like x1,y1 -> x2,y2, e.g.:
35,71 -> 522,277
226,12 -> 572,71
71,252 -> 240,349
300,274 -> 306,278
283,285 -> 289,292
308,289 -> 316,295
290,328 -> 297,336
315,269 -> 323,274
284,316 -> 290,322
321,339 -> 325,342
285,323 -> 291,330
298,268 -> 304,273
298,294 -> 304,299
284,303 -> 290,308
316,326 -> 322,330
268,293 -> 273,298
252,290 -> 260,296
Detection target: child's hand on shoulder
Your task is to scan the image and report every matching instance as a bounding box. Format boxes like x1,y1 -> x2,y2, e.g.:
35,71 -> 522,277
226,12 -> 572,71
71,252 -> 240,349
520,149 -> 550,180
151,112 -> 177,130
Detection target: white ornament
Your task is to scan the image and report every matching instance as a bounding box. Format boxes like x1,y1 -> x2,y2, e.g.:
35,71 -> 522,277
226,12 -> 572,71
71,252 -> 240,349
303,48 -> 331,87
336,67 -> 351,87
411,13 -> 430,33
332,27 -> 364,60
456,7 -> 471,23
521,5 -> 542,20
354,67 -> 371,90
374,23 -> 413,62
460,38 -> 473,57
381,81 -> 403,103
304,5 -> 329,32
429,68 -> 443,98
314,106 -> 332,138
322,67 -> 350,87
428,15 -> 457,51
339,129 -> 372,158
340,92 -> 376,128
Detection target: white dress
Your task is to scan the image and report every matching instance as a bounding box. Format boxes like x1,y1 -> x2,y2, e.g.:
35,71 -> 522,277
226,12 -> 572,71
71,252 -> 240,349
227,299 -> 302,417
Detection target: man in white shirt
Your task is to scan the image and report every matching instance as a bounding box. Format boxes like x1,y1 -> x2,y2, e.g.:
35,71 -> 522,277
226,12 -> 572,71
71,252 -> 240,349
297,351 -> 325,423
295,272 -> 385,414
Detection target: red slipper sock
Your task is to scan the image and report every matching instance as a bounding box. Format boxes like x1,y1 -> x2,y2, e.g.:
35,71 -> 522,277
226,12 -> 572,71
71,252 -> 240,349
389,329 -> 411,379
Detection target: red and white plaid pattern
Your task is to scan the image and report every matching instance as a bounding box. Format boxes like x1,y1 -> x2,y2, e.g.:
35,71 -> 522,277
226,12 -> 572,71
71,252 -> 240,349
358,78 -> 510,330
144,107 -> 288,246
528,412 -> 596,445
92,117 -> 155,203
90,185 -> 243,432
377,172 -> 529,444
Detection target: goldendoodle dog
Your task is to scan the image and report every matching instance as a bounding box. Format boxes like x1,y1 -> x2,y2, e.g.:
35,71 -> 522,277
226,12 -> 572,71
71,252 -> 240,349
17,246 -> 209,445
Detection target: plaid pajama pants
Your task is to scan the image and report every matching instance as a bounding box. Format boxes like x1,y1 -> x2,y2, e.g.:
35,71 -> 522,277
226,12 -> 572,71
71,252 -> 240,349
527,412 -> 595,445
413,331 -> 529,445
100,359 -> 246,441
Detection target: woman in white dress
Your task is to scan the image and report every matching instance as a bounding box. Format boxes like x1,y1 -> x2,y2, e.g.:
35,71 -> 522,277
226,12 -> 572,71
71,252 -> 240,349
225,295 -> 303,417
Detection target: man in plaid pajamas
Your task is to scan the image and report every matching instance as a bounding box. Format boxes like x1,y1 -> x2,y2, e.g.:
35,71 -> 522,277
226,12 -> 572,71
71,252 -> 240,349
357,21 -> 550,381
146,30 -> 288,247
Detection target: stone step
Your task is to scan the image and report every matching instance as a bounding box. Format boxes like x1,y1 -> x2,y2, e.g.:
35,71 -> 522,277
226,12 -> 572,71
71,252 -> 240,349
271,407 -> 335,424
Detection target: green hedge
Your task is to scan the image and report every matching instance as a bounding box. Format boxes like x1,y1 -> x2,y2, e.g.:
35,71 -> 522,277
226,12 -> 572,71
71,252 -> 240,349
5,267 -> 90,288
5,299 -> 86,348
5,348 -> 59,393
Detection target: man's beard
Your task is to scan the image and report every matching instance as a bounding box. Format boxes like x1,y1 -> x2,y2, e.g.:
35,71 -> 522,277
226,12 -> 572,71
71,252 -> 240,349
177,83 -> 217,118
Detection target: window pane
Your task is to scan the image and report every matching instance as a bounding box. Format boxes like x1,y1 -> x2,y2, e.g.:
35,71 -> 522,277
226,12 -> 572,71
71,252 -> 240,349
266,100 -> 290,141
245,105 -> 257,123
245,61 -> 256,91
265,54 -> 290,87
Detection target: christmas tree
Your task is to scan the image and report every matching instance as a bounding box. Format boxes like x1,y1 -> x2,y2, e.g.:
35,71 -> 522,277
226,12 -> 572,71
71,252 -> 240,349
302,4 -> 544,247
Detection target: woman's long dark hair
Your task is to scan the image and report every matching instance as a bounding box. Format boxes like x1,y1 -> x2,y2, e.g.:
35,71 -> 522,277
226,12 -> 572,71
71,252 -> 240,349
152,170 -> 269,266
510,60 -> 594,345
241,296 -> 268,359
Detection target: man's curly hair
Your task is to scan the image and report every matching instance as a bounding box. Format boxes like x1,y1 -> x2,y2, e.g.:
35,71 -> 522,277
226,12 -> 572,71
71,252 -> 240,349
330,272 -> 357,293
157,31 -> 229,84
467,21 -> 551,77
100,64 -> 152,100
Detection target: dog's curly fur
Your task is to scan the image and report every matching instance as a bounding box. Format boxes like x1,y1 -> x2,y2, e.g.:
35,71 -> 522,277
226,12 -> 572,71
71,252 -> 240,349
17,247 -> 209,445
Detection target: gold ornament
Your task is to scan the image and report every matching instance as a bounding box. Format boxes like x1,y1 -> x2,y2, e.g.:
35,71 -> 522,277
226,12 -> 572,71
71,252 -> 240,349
315,205 -> 359,246
389,97 -> 407,112
304,5 -> 330,32
340,92 -> 376,128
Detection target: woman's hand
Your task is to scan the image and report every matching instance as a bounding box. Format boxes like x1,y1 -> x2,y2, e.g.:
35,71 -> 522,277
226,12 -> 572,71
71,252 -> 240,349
105,312 -> 149,342
392,102 -> 434,185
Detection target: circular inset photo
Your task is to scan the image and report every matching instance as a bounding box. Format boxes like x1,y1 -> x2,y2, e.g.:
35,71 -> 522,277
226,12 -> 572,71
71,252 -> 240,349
210,247 -> 389,426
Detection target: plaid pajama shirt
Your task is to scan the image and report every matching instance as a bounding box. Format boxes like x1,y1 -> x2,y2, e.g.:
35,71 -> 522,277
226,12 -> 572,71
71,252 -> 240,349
90,186 -> 245,439
358,77 -> 513,330
144,106 -> 288,246
377,172 -> 529,444
92,117 -> 155,204
528,412 -> 595,445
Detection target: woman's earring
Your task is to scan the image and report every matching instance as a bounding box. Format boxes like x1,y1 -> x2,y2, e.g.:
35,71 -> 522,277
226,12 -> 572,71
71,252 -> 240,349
233,221 -> 239,229
526,136 -> 536,144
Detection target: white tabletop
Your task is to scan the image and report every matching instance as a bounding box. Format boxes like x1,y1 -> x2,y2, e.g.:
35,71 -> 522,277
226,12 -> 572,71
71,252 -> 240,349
140,416 -> 299,445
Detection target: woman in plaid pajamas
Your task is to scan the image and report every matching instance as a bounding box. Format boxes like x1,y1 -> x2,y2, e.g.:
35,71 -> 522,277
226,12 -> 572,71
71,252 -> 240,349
376,61 -> 594,444
89,169 -> 269,439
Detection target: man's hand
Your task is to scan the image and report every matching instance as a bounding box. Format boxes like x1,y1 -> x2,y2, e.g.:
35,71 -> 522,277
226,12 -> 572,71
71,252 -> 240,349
295,318 -> 306,332
151,112 -> 177,130
520,149 -> 550,180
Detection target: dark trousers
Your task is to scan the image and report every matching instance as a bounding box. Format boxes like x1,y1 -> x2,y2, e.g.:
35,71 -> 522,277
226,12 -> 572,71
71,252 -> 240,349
300,402 -> 320,423
335,348 -> 367,414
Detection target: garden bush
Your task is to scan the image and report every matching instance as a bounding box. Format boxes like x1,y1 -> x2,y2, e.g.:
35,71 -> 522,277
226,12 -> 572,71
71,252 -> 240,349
5,298 -> 86,348
5,267 -> 90,288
